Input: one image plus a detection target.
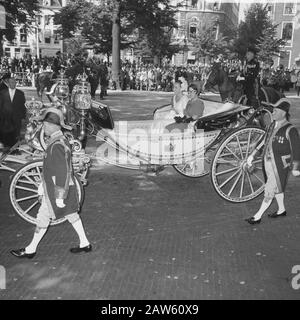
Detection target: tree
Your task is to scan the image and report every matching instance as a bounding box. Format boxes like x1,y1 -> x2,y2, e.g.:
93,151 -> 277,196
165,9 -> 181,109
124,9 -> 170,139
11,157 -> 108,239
233,3 -> 283,60
256,25 -> 285,64
55,0 -> 178,88
192,21 -> 232,61
132,3 -> 179,64
0,0 -> 40,56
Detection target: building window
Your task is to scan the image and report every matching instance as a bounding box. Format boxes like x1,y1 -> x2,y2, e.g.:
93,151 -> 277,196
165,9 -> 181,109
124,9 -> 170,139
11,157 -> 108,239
283,2 -> 296,15
44,15 -> 52,26
20,28 -> 27,44
36,15 -> 42,25
38,29 -> 42,43
53,31 -> 60,44
4,48 -> 11,57
8,39 -> 17,46
212,2 -> 220,11
45,36 -> 51,44
206,1 -> 219,11
15,48 -> 21,58
189,23 -> 197,39
191,0 -> 198,9
281,22 -> 294,46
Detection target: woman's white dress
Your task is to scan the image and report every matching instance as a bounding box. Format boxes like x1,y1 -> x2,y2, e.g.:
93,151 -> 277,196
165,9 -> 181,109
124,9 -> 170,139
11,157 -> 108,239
154,94 -> 189,120
151,94 -> 189,134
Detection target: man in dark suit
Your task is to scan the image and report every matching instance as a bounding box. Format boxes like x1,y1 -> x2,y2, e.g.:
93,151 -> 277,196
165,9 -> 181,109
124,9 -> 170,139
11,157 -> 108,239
0,75 -> 27,151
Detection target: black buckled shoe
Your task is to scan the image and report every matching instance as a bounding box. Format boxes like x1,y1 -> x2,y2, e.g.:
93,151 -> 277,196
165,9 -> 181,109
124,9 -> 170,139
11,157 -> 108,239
245,217 -> 261,225
70,244 -> 92,254
10,248 -> 36,259
268,211 -> 287,218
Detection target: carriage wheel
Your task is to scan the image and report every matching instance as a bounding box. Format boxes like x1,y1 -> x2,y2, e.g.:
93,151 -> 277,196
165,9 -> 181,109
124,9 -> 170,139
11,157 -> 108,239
9,160 -> 84,226
173,148 -> 215,178
211,126 -> 265,203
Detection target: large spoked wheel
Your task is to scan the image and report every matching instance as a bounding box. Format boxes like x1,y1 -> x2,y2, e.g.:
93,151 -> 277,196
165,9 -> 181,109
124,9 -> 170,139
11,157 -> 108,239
9,160 -> 84,225
211,126 -> 265,203
173,147 -> 215,178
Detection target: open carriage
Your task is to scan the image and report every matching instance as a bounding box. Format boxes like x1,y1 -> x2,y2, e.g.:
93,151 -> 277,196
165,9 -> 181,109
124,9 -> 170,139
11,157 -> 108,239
0,79 -> 273,226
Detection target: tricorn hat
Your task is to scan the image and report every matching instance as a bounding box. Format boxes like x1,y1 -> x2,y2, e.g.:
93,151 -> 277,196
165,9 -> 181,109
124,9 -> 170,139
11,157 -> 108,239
38,107 -> 72,130
270,98 -> 291,113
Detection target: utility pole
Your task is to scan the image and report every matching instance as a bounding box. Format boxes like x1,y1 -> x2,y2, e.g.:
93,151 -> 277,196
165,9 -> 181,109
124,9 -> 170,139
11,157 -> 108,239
35,17 -> 40,59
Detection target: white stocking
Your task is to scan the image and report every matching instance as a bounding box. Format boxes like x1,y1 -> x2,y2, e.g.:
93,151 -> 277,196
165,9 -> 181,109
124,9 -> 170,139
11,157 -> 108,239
25,227 -> 48,254
71,219 -> 90,248
253,198 -> 273,221
275,193 -> 285,214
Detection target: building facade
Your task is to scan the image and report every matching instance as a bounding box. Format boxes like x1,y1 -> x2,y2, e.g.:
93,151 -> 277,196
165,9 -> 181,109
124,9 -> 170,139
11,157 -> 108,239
266,1 -> 300,69
170,0 -> 240,65
3,0 -> 66,59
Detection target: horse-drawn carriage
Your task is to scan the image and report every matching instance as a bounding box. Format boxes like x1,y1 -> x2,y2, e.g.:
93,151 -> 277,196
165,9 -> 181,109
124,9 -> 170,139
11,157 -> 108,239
0,75 -> 276,226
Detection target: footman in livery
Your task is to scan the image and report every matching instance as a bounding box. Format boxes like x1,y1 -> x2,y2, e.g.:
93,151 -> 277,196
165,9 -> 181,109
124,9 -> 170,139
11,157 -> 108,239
10,108 -> 92,258
245,98 -> 300,224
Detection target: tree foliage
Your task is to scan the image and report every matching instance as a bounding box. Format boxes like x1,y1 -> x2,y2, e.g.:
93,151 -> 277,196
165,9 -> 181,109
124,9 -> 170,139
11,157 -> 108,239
0,0 -> 39,44
54,0 -> 179,61
131,1 -> 179,63
233,3 -> 283,60
192,22 -> 232,60
256,25 -> 285,64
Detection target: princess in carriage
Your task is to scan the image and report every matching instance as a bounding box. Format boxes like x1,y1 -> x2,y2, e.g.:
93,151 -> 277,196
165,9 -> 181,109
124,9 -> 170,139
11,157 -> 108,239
153,82 -> 240,134
153,80 -> 189,120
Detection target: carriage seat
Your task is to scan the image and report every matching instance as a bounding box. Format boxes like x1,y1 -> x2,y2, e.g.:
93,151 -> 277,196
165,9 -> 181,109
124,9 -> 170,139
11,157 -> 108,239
194,102 -> 250,131
200,100 -> 250,120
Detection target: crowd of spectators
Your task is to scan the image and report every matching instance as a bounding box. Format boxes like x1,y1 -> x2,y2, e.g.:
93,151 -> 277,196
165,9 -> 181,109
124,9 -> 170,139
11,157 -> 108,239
1,53 -> 300,96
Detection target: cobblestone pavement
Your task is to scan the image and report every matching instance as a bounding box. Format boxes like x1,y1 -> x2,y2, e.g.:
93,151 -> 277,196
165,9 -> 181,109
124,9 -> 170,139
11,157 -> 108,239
0,90 -> 300,300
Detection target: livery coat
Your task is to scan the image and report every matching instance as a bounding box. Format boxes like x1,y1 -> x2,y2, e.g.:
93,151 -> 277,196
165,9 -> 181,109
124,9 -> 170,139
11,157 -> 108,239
254,120 -> 300,193
42,131 -> 80,220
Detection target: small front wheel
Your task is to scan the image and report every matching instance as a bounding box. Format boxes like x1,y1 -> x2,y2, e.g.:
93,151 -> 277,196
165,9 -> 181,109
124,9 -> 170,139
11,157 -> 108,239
9,160 -> 84,225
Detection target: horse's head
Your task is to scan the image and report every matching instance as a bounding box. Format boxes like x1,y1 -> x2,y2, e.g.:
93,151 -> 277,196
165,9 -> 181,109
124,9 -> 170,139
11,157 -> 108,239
204,62 -> 226,90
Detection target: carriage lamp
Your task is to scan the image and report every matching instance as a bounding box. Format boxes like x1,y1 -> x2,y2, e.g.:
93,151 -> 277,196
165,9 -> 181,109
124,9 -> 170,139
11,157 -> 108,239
55,70 -> 69,101
73,73 -> 92,144
24,98 -> 44,150
25,98 -> 43,140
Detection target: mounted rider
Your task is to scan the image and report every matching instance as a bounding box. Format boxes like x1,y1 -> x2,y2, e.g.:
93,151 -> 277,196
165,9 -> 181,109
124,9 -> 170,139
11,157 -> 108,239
239,47 -> 260,108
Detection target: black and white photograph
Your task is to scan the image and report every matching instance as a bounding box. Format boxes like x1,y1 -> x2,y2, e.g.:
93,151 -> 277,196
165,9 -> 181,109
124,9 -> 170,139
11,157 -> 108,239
0,0 -> 300,303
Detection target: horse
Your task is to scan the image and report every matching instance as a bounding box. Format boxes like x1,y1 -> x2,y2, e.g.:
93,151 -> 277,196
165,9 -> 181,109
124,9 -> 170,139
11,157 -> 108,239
35,71 -> 56,99
204,62 -> 284,105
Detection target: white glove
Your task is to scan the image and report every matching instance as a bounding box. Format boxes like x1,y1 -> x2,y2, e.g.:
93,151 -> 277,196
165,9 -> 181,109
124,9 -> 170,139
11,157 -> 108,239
247,155 -> 254,167
292,170 -> 300,177
56,199 -> 66,208
37,183 -> 44,196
